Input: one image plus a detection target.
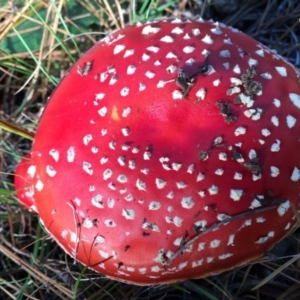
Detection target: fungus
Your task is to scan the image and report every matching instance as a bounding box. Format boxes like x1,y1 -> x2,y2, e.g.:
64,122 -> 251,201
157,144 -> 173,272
15,18 -> 300,285
14,153 -> 37,212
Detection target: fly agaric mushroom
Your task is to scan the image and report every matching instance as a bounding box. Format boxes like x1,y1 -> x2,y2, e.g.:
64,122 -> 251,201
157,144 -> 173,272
15,18 -> 300,285
14,153 -> 37,212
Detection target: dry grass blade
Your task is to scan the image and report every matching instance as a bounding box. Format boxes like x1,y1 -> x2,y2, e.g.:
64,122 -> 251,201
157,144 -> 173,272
0,119 -> 34,140
252,253 -> 300,291
291,202 -> 300,225
95,0 -> 122,30
271,17 -> 300,48
0,0 -> 35,42
0,278 -> 39,300
0,282 -> 18,300
0,243 -> 75,299
277,282 -> 300,300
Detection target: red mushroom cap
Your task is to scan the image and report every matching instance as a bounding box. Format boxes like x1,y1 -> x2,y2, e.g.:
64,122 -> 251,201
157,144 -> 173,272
27,18 -> 300,285
14,153 -> 37,212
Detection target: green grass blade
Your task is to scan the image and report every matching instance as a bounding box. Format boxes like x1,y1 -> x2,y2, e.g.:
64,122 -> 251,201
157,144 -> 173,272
0,187 -> 15,197
28,3 -> 76,63
0,48 -> 34,69
131,0 -> 137,24
12,27 -> 58,86
170,283 -> 191,293
157,0 -> 178,12
73,266 -> 87,297
49,0 -> 81,55
186,280 -> 219,300
138,0 -> 151,16
145,0 -> 156,19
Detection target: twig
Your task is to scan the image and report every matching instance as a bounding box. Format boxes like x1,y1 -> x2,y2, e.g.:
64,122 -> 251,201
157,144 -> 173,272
67,200 -> 81,262
167,205 -> 278,266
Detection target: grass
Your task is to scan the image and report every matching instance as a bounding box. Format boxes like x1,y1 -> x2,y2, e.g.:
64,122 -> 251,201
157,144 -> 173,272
1,0 -> 300,299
